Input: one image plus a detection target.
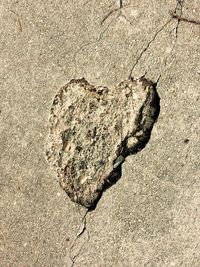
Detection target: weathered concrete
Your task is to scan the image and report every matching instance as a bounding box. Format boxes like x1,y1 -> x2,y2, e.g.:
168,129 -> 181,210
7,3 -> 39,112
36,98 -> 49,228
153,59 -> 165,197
1,0 -> 200,266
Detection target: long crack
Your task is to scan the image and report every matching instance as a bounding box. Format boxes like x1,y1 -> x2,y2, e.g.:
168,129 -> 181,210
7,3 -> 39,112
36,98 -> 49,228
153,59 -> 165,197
164,0 -> 185,68
69,210 -> 90,267
101,2 -> 133,25
128,0 -> 186,79
73,15 -> 117,78
173,0 -> 184,37
119,0 -> 123,9
171,12 -> 200,25
129,18 -> 172,78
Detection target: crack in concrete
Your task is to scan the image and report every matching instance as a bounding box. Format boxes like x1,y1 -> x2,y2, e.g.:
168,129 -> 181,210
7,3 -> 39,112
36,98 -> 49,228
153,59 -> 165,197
119,0 -> 123,9
173,0 -> 184,37
73,1 -> 189,81
10,10 -> 22,33
73,2 -> 135,77
164,1 -> 186,68
128,1 -> 188,78
129,18 -> 172,78
120,12 -> 134,26
73,16 -> 116,78
101,2 -> 132,26
69,210 -> 90,267
101,7 -> 120,25
82,0 -> 92,6
171,12 -> 200,25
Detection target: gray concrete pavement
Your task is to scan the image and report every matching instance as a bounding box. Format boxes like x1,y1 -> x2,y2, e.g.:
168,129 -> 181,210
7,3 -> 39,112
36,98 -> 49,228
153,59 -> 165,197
1,0 -> 200,266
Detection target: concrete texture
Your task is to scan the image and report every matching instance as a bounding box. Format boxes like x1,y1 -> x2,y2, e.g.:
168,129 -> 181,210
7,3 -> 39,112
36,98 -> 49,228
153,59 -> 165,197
0,0 -> 199,266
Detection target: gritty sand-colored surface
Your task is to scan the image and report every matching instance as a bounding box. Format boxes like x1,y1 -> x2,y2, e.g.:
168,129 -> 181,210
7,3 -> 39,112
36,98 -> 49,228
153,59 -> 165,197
0,0 -> 200,266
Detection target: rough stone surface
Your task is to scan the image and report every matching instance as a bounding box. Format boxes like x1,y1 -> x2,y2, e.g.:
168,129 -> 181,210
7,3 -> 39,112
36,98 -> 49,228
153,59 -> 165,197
46,77 -> 159,208
1,0 -> 200,266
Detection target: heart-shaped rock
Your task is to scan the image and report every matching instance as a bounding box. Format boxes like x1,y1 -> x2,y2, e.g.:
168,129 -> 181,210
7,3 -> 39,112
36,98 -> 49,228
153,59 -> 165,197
46,77 -> 160,209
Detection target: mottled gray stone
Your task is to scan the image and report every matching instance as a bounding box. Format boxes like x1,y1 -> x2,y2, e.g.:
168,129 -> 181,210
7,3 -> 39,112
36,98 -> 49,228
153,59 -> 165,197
46,77 -> 159,208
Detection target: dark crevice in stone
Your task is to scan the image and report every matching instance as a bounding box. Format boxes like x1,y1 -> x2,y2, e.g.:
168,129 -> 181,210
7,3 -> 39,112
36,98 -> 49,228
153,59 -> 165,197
87,79 -> 160,211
